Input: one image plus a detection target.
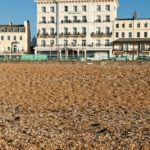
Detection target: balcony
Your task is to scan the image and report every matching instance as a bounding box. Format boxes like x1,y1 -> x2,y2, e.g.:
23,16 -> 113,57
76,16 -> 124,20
48,21 -> 55,23
38,33 -> 57,38
94,20 -> 101,23
91,32 -> 103,37
39,21 -> 47,24
103,20 -> 111,22
61,20 -> 72,23
82,20 -> 87,23
72,20 -> 78,23
60,32 -> 70,38
91,32 -> 112,37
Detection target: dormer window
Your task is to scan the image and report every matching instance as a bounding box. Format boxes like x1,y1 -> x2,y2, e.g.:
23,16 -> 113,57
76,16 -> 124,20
8,28 -> 12,32
1,28 -> 5,32
13,28 -> 18,32
19,28 -> 25,32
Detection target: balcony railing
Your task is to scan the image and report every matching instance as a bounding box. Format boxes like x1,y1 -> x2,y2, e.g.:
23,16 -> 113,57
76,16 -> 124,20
36,43 -> 112,48
38,33 -> 57,38
103,20 -> 111,22
91,32 -> 112,37
94,20 -> 101,23
113,48 -> 150,52
59,32 -> 86,38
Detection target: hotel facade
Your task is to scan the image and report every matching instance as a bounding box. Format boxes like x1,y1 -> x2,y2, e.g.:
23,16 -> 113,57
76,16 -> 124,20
35,0 -> 119,59
113,12 -> 150,59
0,21 -> 31,54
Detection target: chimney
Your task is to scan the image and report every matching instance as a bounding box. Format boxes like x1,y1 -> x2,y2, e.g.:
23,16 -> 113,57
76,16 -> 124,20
133,11 -> 137,20
9,21 -> 12,26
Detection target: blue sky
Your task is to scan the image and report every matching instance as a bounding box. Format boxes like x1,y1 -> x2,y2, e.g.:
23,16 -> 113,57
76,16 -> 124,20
0,0 -> 150,38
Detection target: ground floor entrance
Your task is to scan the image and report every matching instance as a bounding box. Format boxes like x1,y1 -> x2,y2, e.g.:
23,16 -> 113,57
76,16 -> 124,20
11,43 -> 19,53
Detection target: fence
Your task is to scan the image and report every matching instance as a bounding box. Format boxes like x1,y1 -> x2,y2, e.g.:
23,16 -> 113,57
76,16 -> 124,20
0,54 -> 150,61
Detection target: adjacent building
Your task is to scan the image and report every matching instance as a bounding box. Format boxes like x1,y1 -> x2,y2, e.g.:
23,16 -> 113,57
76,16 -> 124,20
113,12 -> 150,59
0,21 -> 31,54
35,0 -> 119,59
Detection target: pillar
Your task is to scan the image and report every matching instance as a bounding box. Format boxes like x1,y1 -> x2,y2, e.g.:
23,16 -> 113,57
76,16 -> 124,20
84,50 -> 87,59
77,50 -> 80,57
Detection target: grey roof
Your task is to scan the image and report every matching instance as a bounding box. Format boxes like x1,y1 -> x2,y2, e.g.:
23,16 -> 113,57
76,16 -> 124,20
114,38 -> 150,43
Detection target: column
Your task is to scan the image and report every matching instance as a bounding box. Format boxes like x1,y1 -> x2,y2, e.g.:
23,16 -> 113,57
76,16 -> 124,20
77,50 -> 80,57
84,50 -> 87,59
65,49 -> 68,58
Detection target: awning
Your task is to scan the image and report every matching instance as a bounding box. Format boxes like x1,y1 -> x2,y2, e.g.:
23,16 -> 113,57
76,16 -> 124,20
114,38 -> 150,43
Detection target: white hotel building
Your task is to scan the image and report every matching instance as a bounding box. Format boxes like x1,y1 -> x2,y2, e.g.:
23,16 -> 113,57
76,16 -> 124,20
34,0 -> 119,59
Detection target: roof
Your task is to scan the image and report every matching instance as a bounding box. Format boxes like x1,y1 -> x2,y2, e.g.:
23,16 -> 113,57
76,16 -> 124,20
114,38 -> 150,43
0,25 -> 24,28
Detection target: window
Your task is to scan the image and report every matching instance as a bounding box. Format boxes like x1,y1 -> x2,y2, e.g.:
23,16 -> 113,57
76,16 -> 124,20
82,27 -> 86,35
41,40 -> 46,47
105,27 -> 110,34
82,40 -> 86,46
96,5 -> 101,11
122,24 -> 125,28
7,36 -> 10,40
20,36 -> 22,40
137,32 -> 140,38
129,23 -> 132,28
73,27 -> 77,35
50,7 -> 54,12
42,28 -> 46,35
42,7 -> 46,12
116,32 -> 119,38
1,36 -> 4,40
105,40 -> 110,46
106,5 -> 110,11
72,40 -> 77,46
8,28 -> 12,32
144,32 -> 147,38
73,16 -> 77,22
123,43 -> 128,51
96,16 -> 101,22
96,40 -> 100,47
106,15 -> 110,22
13,28 -> 18,32
137,23 -> 140,28
1,28 -> 5,32
140,43 -> 146,51
64,16 -> 68,22
82,5 -> 86,11
64,28 -> 68,35
50,28 -> 54,35
82,16 -> 87,22
122,32 -> 125,38
116,24 -> 119,28
73,6 -> 77,12
144,23 -> 148,28
64,40 -> 68,46
14,36 -> 16,40
50,17 -> 54,23
64,6 -> 68,12
96,27 -> 101,35
42,17 -> 46,23
50,40 -> 54,46
19,28 -> 24,32
129,32 -> 132,38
